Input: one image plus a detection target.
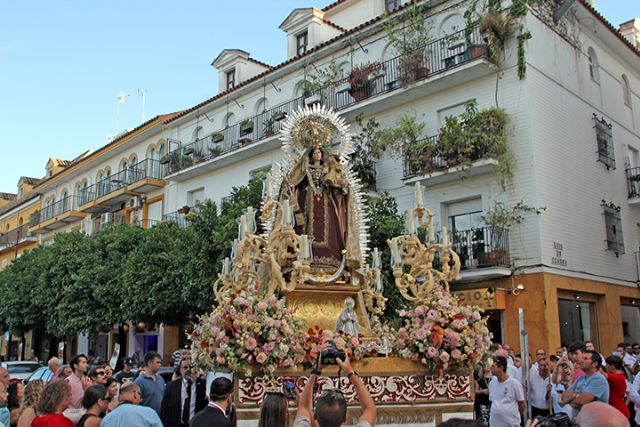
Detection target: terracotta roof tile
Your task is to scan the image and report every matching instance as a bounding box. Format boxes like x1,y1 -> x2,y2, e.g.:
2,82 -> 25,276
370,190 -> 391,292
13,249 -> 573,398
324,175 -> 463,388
0,193 -> 17,201
19,177 -> 40,185
323,19 -> 347,32
247,57 -> 274,69
322,0 -> 349,12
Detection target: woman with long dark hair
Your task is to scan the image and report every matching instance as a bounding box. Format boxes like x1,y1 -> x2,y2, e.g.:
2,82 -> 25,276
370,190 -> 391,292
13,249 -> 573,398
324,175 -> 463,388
257,393 -> 289,427
7,381 -> 24,426
77,385 -> 109,427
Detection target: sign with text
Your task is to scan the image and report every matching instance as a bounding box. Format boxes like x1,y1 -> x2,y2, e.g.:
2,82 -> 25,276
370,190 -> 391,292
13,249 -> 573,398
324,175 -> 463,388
551,241 -> 567,266
453,288 -> 506,310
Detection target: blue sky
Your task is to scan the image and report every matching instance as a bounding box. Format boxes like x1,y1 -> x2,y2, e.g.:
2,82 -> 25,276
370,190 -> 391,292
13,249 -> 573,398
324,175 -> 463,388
0,1 -> 637,193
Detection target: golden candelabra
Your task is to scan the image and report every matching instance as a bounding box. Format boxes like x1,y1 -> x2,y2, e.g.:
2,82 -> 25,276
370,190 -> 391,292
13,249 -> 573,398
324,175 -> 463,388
388,182 -> 461,303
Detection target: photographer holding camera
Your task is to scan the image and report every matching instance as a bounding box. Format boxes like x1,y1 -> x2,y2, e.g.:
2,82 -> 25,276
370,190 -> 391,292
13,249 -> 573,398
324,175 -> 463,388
293,347 -> 376,427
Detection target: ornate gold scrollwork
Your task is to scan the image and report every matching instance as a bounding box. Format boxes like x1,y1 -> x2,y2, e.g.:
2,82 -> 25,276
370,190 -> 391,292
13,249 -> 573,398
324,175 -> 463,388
389,206 -> 461,303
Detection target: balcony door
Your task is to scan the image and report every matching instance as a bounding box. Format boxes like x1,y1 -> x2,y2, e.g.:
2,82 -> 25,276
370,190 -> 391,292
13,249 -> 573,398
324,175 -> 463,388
447,198 -> 483,268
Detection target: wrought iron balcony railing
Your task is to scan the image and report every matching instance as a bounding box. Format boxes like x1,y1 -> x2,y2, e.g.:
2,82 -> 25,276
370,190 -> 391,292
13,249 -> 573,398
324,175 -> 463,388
168,26 -> 488,174
30,195 -> 83,226
450,226 -> 510,269
0,224 -> 34,251
626,167 -> 640,198
80,158 -> 164,204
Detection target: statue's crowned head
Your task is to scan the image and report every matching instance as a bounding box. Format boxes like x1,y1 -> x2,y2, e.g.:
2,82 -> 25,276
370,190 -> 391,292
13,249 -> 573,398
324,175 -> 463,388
291,116 -> 335,151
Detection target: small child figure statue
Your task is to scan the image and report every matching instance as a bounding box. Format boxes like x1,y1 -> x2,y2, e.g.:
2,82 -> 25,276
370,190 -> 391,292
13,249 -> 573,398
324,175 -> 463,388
336,297 -> 360,336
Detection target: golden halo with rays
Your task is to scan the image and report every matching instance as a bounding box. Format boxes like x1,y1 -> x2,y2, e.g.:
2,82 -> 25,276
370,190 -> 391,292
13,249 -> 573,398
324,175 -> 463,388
290,115 -> 336,151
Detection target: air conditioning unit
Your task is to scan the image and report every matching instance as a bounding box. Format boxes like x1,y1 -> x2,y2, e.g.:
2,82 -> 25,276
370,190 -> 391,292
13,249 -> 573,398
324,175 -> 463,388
101,212 -> 113,225
129,196 -> 142,210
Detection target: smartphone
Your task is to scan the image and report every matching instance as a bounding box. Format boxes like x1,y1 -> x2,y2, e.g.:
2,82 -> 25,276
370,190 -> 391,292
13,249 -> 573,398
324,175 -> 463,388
282,378 -> 296,400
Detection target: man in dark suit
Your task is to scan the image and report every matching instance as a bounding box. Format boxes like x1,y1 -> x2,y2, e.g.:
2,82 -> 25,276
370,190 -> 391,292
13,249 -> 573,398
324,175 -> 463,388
189,377 -> 234,427
160,359 -> 207,427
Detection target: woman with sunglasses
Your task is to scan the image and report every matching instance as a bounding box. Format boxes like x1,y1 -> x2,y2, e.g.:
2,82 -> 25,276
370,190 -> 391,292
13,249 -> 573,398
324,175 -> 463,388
77,385 -> 109,427
258,392 -> 289,427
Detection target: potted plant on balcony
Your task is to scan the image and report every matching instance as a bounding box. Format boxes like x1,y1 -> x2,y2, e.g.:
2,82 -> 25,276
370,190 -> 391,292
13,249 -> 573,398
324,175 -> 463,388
300,61 -> 341,106
263,116 -> 275,137
348,62 -> 381,102
478,10 -> 516,66
385,3 -> 432,86
479,200 -> 537,265
192,147 -> 207,163
208,146 -> 223,158
211,132 -> 224,143
239,119 -> 254,136
272,111 -> 286,121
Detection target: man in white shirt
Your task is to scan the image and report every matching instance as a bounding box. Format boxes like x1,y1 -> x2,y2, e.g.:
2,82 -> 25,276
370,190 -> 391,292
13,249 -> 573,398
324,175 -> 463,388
628,371 -> 640,426
489,356 -> 525,427
529,357 -> 550,418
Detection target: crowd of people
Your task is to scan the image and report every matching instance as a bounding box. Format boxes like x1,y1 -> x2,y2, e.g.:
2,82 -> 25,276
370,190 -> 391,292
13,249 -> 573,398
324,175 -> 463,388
473,340 -> 640,427
0,340 -> 638,427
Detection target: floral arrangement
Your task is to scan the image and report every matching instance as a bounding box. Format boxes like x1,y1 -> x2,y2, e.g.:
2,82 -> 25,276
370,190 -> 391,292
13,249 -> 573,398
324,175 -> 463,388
190,284 -> 306,377
303,326 -> 368,363
395,286 -> 492,372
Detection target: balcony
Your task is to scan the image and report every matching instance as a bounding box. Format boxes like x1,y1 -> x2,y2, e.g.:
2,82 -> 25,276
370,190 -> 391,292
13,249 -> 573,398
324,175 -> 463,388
88,213 -> 126,237
451,226 -> 512,282
0,224 -> 37,253
161,209 -> 197,228
626,167 -> 640,204
166,26 -> 489,180
402,135 -> 500,186
79,159 -> 166,213
29,195 -> 87,234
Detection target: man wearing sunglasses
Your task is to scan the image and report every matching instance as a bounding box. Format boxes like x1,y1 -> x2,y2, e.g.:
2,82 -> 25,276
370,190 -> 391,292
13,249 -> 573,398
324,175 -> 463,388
294,354 -> 376,427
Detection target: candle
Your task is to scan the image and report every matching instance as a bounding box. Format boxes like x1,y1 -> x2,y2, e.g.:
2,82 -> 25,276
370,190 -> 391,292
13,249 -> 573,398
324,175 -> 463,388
372,248 -> 380,269
406,209 -> 415,235
390,238 -> 400,267
222,257 -> 230,276
429,225 -> 434,242
265,172 -> 273,199
240,214 -> 247,237
281,200 -> 290,228
375,270 -> 383,293
415,182 -> 424,208
246,206 -> 254,232
299,234 -> 308,259
231,238 -> 239,259
442,226 -> 449,246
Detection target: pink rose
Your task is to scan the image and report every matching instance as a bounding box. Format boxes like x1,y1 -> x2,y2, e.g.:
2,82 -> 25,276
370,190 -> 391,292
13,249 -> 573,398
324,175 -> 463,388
245,337 -> 258,351
427,346 -> 438,358
439,352 -> 450,363
399,309 -> 407,317
256,352 -> 268,364
427,310 -> 438,320
451,349 -> 462,360
256,301 -> 268,312
415,306 -> 426,316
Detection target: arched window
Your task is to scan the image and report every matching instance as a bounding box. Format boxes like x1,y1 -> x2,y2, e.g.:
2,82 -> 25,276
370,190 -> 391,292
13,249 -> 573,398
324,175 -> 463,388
119,160 -> 128,184
148,147 -> 157,178
157,143 -> 166,176
192,126 -> 203,141
61,190 -> 68,212
104,169 -> 111,195
254,98 -> 268,115
18,217 -> 23,226
587,47 -> 600,83
622,74 -> 632,107
96,172 -> 104,197
223,112 -> 235,128
128,155 -> 137,182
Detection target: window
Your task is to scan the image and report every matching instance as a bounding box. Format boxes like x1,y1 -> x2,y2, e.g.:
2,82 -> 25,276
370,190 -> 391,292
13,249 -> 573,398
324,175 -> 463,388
188,188 -> 205,207
621,302 -> 640,343
622,74 -> 632,107
226,69 -> 236,90
593,114 -> 615,170
296,31 -> 308,56
587,47 -> 600,83
602,201 -> 624,255
558,299 -> 598,347
60,190 -> 68,212
385,0 -> 401,11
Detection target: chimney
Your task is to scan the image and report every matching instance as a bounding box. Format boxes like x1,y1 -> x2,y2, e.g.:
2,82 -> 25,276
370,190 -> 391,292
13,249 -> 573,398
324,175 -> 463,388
619,19 -> 640,49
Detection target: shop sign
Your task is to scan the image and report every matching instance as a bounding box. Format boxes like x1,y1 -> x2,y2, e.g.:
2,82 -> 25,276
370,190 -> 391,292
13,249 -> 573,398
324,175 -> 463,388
454,288 -> 506,310
552,241 -> 567,266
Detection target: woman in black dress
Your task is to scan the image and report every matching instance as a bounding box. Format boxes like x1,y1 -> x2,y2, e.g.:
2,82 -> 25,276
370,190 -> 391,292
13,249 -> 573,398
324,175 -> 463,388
474,363 -> 492,423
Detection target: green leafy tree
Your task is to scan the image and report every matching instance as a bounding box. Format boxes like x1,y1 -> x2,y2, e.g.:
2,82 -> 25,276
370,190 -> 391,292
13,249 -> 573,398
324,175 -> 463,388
0,245 -> 52,334
365,192 -> 408,321
43,232 -> 112,337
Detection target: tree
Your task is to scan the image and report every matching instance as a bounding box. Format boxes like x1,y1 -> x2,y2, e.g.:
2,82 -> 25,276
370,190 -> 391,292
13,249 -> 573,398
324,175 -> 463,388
0,245 -> 52,334
365,192 -> 408,321
43,232 -> 116,337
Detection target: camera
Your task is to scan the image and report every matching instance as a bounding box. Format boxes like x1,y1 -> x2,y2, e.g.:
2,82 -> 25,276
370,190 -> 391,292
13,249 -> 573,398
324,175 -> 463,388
281,378 -> 296,400
320,340 -> 346,365
535,413 -> 577,427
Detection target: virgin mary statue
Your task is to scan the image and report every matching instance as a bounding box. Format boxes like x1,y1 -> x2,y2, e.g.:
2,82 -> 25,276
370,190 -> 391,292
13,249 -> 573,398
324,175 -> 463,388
274,106 -> 367,280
